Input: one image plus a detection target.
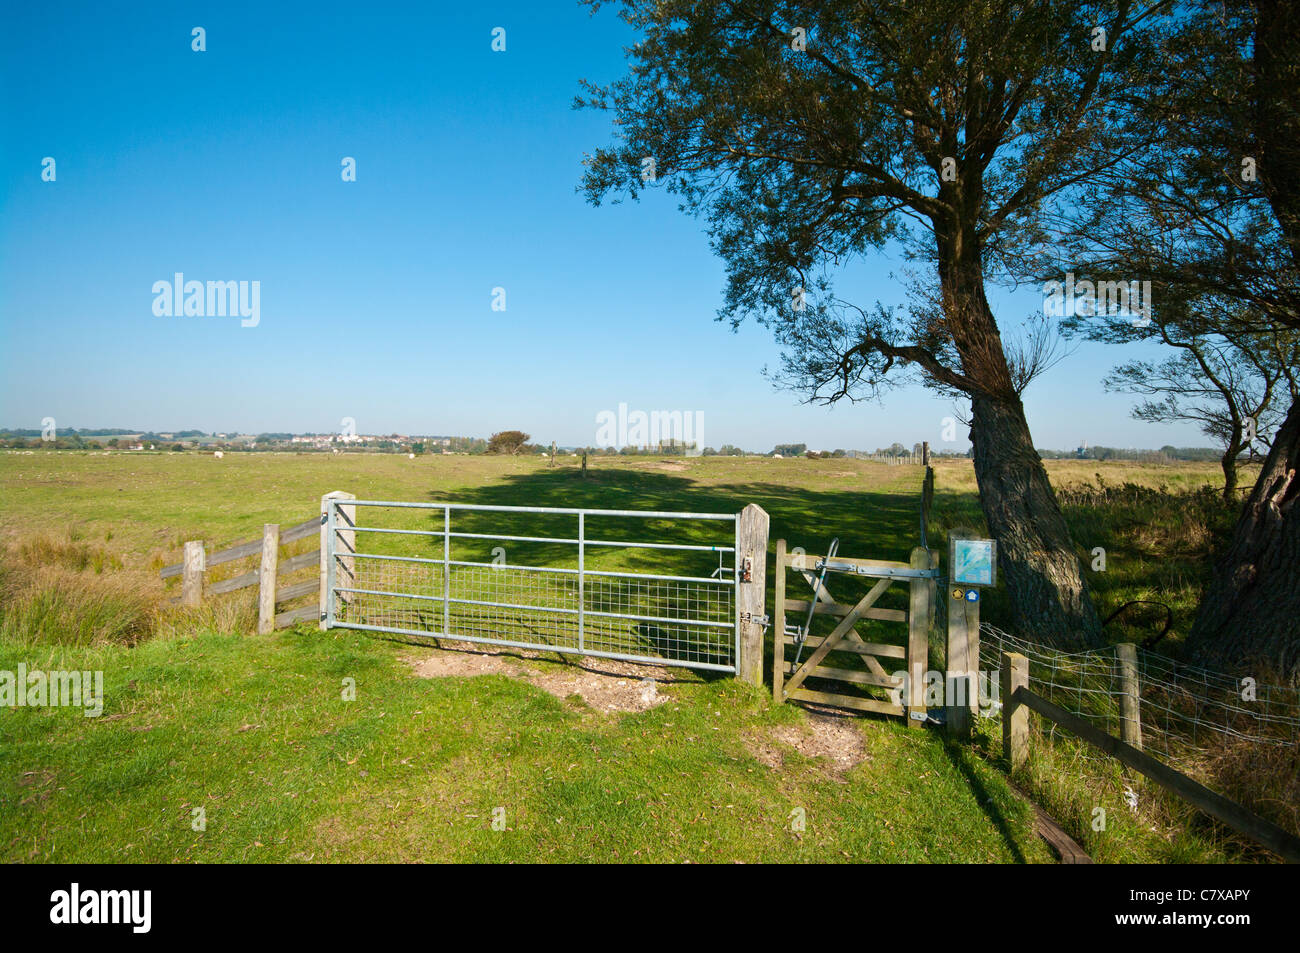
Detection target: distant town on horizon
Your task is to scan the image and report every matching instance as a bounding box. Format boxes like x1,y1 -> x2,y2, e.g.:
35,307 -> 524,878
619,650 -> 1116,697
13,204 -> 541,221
0,425 -> 1233,462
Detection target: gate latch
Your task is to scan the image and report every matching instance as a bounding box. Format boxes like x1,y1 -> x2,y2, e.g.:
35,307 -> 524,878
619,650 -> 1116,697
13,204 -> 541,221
740,555 -> 754,583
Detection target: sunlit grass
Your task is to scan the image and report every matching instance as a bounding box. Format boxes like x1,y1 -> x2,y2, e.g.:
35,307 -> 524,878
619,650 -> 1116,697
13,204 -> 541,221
0,450 -> 1242,863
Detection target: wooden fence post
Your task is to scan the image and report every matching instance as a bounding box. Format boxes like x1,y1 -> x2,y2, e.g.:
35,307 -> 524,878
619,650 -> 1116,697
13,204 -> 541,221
906,546 -> 934,727
258,523 -> 280,635
1001,651 -> 1029,768
181,540 -> 205,608
736,503 -> 770,686
1116,642 -> 1143,750
319,491 -> 357,630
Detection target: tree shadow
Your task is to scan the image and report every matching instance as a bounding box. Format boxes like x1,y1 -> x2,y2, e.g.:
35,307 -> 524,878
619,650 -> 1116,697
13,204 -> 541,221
939,737 -> 1030,864
405,461 -> 952,669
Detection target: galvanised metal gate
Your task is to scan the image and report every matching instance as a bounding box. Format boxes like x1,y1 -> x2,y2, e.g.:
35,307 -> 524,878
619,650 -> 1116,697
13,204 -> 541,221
322,500 -> 740,672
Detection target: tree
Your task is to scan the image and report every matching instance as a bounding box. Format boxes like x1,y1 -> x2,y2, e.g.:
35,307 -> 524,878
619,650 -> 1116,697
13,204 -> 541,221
1083,300 -> 1299,500
487,431 -> 530,455
1190,0 -> 1300,679
773,443 -> 807,457
1053,0 -> 1300,678
580,0 -> 1166,647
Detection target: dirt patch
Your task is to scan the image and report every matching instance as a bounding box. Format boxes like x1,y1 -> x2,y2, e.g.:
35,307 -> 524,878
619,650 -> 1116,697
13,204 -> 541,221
747,708 -> 868,774
406,643 -> 688,714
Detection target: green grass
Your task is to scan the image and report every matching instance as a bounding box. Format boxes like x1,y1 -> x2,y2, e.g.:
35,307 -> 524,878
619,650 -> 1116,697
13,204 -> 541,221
0,449 -> 1234,642
0,627 -> 1050,863
0,450 -> 1244,863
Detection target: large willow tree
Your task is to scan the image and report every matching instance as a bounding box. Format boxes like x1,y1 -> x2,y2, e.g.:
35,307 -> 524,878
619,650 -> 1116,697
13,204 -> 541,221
1057,0 -> 1300,680
579,0 -> 1163,647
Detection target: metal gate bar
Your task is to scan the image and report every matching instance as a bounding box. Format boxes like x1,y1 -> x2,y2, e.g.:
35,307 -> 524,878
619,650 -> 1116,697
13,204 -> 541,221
324,500 -> 740,673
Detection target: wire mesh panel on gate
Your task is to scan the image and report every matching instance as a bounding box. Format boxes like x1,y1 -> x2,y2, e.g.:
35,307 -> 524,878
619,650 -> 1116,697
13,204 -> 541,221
327,500 -> 739,672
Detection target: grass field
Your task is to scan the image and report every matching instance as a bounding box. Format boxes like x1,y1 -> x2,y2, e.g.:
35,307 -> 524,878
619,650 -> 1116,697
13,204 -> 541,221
0,450 -> 1250,862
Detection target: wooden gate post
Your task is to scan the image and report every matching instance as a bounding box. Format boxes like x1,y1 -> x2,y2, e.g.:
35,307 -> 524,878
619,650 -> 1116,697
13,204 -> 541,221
258,523 -> 280,635
736,503 -> 770,686
772,539 -> 787,701
319,491 -> 357,630
946,583 -> 981,739
906,547 -> 934,727
1117,642 -> 1143,750
1001,651 -> 1029,768
181,541 -> 205,608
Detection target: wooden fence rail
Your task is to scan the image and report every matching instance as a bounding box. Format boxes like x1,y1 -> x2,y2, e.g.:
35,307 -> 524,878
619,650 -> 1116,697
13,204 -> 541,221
159,517 -> 319,578
1000,650 -> 1300,863
160,516 -> 320,632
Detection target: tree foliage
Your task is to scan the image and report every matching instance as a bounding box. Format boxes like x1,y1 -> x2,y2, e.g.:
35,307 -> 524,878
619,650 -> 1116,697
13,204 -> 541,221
580,0 -> 1170,645
487,431 -> 531,455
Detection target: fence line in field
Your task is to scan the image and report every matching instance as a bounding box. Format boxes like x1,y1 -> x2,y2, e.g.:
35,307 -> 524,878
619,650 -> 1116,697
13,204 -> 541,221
159,516 -> 320,631
979,624 -> 1300,779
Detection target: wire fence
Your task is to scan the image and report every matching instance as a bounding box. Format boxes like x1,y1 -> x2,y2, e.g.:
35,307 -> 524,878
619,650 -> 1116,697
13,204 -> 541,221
978,624 -> 1300,779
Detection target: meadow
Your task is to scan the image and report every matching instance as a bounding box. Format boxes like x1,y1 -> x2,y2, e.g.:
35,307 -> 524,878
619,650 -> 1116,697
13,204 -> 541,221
0,450 -> 1255,862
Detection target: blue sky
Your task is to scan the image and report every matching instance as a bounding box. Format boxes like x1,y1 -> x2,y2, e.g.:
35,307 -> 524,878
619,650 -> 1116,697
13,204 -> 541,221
0,1 -> 1204,452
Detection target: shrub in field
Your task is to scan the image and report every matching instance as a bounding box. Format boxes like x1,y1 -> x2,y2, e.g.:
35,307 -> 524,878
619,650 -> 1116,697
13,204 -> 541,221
487,431 -> 530,455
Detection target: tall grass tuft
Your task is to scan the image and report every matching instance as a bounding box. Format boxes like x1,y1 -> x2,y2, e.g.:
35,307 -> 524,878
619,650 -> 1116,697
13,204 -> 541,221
1,532 -> 158,647
0,563 -> 157,647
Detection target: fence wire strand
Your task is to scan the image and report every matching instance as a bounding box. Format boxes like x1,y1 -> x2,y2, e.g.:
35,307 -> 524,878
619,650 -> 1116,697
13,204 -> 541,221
979,624 -> 1300,779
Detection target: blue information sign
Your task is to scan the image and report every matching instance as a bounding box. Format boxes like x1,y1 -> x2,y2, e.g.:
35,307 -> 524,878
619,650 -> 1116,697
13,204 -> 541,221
950,537 -> 997,587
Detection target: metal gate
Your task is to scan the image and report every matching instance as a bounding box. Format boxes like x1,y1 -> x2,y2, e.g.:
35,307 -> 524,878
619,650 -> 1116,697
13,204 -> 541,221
323,499 -> 740,672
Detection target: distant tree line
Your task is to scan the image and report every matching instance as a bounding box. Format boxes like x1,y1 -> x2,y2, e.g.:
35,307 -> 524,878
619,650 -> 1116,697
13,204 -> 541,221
1036,446 -> 1226,463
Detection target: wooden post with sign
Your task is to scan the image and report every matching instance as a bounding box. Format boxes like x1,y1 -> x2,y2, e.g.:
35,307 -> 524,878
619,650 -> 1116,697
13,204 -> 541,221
946,534 -> 994,739
947,585 -> 980,739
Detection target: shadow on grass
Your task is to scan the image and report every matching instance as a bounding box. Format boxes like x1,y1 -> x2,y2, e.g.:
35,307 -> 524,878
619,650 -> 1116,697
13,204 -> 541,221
408,462 -> 948,668
426,463 -> 930,565
939,738 -> 1029,864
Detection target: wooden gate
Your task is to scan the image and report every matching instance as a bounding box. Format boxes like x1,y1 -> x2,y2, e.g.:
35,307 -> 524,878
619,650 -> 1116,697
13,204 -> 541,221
773,540 -> 937,725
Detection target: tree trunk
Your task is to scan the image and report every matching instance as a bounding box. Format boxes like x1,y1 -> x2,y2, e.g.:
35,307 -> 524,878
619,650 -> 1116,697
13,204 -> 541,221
1221,443 -> 1240,503
970,392 -> 1104,649
936,210 -> 1103,650
1189,395 -> 1300,683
